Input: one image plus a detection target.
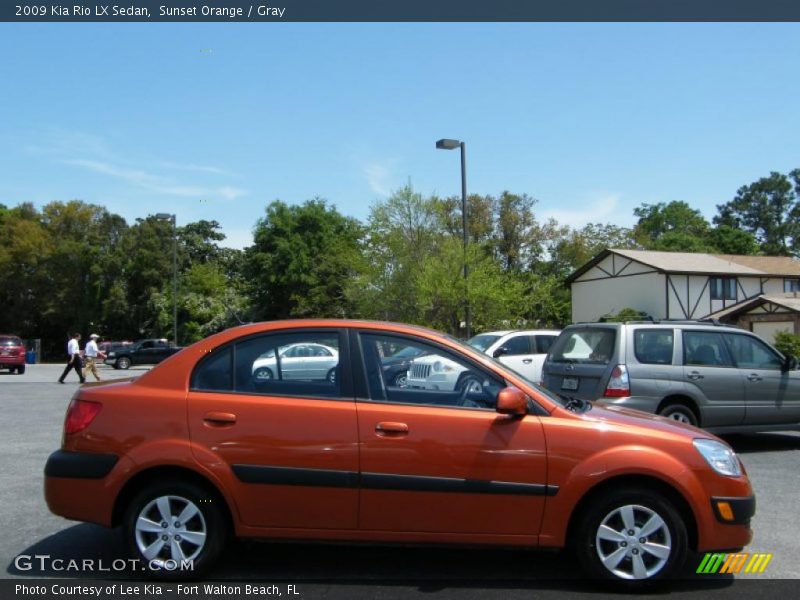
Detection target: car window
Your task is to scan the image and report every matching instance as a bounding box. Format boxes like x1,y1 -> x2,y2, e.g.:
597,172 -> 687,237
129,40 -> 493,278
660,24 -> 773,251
140,341 -> 154,349
467,334 -> 501,352
0,336 -> 22,346
634,329 -> 674,365
190,346 -> 233,391
724,334 -> 783,370
359,333 -> 503,410
503,335 -> 531,356
233,332 -> 342,398
549,328 -> 616,365
535,335 -> 556,354
683,331 -> 734,367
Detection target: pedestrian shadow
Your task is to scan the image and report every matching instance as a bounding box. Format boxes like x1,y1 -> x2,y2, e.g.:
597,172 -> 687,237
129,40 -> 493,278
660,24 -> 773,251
7,524 -> 734,592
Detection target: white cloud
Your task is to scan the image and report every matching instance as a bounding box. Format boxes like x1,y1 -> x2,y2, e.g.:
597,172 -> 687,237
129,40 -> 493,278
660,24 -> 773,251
363,162 -> 395,197
540,193 -> 626,228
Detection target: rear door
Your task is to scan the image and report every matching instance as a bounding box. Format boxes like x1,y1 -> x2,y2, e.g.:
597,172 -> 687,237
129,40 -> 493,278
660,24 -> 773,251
496,334 -> 539,381
681,330 -> 744,427
187,328 -> 359,529
542,326 -> 617,400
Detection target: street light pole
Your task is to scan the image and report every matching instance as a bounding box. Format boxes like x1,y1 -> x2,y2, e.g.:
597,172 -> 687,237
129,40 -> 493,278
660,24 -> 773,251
436,138 -> 471,339
156,213 -> 178,346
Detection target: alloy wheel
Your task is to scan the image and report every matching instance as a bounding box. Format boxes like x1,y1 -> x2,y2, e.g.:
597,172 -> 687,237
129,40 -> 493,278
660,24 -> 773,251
134,495 -> 207,567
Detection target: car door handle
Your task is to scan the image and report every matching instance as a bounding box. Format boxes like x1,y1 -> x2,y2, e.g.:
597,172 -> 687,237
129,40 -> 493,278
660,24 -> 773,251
522,359 -> 533,364
375,422 -> 409,436
203,411 -> 237,425
687,372 -> 704,381
747,374 -> 763,382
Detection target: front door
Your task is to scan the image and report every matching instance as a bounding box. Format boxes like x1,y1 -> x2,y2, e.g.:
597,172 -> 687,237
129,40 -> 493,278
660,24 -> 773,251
356,332 -> 549,538
187,328 -> 359,529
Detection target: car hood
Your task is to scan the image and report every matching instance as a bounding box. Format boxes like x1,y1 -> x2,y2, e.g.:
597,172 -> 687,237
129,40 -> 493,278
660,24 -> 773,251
581,400 -> 708,439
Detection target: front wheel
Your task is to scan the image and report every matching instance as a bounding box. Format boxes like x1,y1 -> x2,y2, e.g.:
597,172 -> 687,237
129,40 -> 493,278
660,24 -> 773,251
573,486 -> 687,586
124,480 -> 228,580
116,356 -> 132,370
17,364 -> 25,374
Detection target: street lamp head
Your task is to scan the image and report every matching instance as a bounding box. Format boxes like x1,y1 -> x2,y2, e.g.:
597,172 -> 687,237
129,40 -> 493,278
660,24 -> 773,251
436,138 -> 461,150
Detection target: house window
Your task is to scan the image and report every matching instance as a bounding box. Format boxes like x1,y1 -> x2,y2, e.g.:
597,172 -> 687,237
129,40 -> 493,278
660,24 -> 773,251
710,277 -> 737,301
785,279 -> 800,293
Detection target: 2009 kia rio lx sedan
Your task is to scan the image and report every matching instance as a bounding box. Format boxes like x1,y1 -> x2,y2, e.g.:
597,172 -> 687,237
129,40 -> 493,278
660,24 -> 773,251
44,320 -> 755,585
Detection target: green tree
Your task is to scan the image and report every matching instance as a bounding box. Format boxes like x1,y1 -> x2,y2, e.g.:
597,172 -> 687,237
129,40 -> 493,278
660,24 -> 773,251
245,199 -> 365,320
633,201 -> 714,251
715,170 -> 800,256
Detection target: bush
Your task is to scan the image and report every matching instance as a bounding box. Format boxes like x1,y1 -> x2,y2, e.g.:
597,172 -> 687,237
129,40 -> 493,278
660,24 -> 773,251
773,331 -> 800,357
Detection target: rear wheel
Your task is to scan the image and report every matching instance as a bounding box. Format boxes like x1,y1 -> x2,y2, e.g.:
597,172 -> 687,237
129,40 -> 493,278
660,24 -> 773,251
573,486 -> 687,587
17,364 -> 25,374
124,480 -> 228,580
253,367 -> 273,381
116,356 -> 132,370
658,403 -> 698,427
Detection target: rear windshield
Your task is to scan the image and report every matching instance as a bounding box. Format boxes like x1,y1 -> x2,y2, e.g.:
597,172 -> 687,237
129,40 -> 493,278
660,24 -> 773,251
467,334 -> 501,352
549,328 -> 616,365
0,336 -> 22,346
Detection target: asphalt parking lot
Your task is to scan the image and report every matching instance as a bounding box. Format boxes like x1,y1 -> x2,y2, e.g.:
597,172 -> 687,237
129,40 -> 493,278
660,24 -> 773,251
1,364 -> 798,597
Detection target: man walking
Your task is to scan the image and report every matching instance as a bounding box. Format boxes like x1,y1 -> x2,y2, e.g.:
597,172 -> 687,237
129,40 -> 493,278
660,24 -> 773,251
83,333 -> 102,381
58,333 -> 85,384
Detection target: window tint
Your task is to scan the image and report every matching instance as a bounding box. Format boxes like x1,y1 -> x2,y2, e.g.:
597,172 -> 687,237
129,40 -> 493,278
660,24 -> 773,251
725,334 -> 783,370
360,333 -> 503,410
634,330 -> 674,365
535,335 -> 556,354
503,335 -> 531,356
140,341 -> 154,349
549,328 -> 616,364
191,347 -> 233,391
683,331 -> 733,367
234,331 -> 342,398
467,334 -> 501,352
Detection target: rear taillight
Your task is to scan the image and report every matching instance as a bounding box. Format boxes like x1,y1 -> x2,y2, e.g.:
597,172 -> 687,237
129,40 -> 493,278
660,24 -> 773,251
64,399 -> 102,434
603,365 -> 631,397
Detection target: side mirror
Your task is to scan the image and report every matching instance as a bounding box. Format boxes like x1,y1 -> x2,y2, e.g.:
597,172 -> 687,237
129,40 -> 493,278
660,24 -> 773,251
493,346 -> 509,359
782,355 -> 798,372
496,387 -> 527,417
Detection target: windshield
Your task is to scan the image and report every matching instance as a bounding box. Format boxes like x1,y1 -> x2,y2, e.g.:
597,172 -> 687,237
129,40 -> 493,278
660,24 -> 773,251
467,334 -> 501,352
389,346 -> 423,360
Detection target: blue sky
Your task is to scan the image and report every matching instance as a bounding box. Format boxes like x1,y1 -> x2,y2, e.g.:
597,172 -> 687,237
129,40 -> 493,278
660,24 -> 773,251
1,23 -> 798,248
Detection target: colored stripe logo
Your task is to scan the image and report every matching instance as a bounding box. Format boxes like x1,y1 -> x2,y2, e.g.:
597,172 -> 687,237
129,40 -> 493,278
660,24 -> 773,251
697,552 -> 772,574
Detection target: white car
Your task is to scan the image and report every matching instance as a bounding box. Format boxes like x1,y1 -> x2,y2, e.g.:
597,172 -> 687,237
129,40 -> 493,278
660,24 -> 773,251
251,343 -> 339,383
403,329 -> 561,392
468,330 -> 561,383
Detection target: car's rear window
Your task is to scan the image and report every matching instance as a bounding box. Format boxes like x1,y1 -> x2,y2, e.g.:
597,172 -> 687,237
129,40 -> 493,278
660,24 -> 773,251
549,328 -> 616,365
0,336 -> 22,346
633,329 -> 674,365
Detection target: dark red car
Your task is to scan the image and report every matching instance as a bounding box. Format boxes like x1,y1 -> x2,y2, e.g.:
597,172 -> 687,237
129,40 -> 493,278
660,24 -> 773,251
0,335 -> 26,374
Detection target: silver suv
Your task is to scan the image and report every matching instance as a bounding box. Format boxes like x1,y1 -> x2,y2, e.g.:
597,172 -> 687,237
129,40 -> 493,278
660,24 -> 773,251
541,321 -> 800,433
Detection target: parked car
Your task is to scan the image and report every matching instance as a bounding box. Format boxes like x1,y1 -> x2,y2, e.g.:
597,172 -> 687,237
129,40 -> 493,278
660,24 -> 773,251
541,320 -> 800,433
379,345 -> 424,387
98,340 -> 133,355
405,330 -> 560,391
468,329 -> 560,382
45,319 -> 754,585
251,342 -> 339,383
104,338 -> 182,370
0,335 -> 26,374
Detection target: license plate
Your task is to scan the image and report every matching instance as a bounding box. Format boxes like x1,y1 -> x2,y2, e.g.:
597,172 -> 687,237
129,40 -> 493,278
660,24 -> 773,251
561,377 -> 579,391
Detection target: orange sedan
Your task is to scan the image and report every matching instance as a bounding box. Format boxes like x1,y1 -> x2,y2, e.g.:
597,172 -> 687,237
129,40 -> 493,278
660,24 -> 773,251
44,320 -> 755,585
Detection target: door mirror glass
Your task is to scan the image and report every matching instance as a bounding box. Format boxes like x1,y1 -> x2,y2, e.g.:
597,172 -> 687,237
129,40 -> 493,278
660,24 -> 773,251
496,387 -> 527,417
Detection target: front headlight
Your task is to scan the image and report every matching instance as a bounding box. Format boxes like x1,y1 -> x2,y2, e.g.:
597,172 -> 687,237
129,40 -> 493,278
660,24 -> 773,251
693,438 -> 742,477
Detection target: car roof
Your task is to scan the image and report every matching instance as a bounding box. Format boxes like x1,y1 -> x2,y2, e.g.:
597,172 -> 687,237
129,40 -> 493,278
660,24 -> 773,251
480,329 -> 561,336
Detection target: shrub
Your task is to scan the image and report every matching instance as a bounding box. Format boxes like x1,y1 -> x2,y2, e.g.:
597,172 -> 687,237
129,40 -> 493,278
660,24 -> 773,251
773,330 -> 800,357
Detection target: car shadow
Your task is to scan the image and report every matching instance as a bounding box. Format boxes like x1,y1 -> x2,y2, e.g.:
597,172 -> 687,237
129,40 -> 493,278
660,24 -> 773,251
721,432 -> 800,454
7,524 -> 734,592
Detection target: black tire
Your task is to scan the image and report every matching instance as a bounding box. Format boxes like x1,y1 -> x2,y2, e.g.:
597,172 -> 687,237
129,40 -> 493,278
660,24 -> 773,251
17,364 -> 25,375
456,373 -> 483,393
124,480 -> 228,580
572,486 -> 688,588
116,356 -> 132,370
658,403 -> 698,427
392,372 -> 408,388
253,366 -> 273,381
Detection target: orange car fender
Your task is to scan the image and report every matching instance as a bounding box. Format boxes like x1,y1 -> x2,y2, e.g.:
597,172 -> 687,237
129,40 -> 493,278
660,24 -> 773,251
116,438 -> 243,530
540,444 -> 707,548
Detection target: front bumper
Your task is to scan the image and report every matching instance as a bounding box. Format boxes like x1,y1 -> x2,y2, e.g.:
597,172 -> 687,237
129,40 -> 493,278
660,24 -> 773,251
711,495 -> 756,526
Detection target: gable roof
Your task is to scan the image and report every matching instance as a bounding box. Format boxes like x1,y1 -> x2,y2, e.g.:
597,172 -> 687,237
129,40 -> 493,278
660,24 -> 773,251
568,248 -> 800,283
707,293 -> 800,320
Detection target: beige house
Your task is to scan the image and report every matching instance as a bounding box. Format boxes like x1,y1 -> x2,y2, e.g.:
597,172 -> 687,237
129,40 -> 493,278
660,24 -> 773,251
568,249 -> 800,341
